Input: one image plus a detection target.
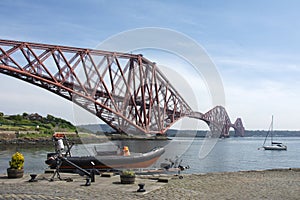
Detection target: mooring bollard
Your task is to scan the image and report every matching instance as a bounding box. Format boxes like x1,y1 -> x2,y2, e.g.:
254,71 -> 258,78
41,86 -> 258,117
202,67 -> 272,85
85,178 -> 91,186
137,183 -> 146,192
91,161 -> 95,182
91,169 -> 95,182
29,174 -> 37,182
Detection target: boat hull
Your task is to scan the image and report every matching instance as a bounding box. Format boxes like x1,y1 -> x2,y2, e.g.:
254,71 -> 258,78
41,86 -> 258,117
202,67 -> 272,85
46,147 -> 165,172
263,145 -> 287,151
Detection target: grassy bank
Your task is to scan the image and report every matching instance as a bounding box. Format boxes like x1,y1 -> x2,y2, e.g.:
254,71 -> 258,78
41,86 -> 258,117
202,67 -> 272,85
0,112 -> 78,145
0,112 -> 76,134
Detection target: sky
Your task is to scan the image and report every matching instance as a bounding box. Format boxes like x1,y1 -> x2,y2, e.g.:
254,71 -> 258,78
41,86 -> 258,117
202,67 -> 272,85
1,0 -> 300,130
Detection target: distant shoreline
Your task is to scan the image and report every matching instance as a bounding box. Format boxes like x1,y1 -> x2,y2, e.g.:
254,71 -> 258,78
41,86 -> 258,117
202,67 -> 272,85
0,133 -> 171,146
0,137 -> 81,146
1,130 -> 300,146
1,134 -> 300,143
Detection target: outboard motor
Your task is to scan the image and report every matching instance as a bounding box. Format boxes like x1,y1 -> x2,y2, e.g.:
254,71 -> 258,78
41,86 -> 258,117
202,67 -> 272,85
45,133 -> 72,168
45,153 -> 58,168
56,139 -> 64,151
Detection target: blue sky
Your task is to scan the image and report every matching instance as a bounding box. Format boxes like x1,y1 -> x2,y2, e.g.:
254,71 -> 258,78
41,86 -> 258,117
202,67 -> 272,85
1,0 -> 300,130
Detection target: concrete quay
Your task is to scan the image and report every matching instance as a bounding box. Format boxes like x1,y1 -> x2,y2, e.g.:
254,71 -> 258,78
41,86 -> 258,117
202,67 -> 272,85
0,172 -> 169,200
1,168 -> 300,200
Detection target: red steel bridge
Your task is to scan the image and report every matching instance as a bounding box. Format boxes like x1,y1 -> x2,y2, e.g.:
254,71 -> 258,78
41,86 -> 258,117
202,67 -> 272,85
0,39 -> 244,137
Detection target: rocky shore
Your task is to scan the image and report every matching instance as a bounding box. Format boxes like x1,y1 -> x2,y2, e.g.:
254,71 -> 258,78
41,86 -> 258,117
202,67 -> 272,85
0,168 -> 300,200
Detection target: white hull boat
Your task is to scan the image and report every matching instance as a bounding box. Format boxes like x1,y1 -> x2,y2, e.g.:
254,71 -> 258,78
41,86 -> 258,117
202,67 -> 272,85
262,116 -> 287,151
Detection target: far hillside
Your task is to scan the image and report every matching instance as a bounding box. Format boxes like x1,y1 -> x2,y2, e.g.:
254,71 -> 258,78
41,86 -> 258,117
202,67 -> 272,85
0,112 -> 76,136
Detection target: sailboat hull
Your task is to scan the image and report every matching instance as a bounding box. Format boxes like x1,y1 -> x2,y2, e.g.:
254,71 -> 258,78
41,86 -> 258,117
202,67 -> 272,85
263,145 -> 287,151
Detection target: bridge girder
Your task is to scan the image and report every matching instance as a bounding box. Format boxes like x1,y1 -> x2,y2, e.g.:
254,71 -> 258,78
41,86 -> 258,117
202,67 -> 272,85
189,106 -> 245,137
0,39 -> 192,135
0,39 -> 245,136
232,118 -> 245,137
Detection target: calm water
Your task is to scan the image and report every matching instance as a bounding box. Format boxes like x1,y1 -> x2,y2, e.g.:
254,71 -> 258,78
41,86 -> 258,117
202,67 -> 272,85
1,137 -> 299,174
181,137 -> 300,173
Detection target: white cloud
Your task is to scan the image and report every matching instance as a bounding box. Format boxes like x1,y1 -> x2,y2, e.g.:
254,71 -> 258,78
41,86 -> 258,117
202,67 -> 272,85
224,76 -> 300,130
201,40 -> 300,130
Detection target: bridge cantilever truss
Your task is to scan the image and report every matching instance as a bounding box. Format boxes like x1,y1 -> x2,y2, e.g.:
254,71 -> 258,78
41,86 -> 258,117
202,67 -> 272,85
189,106 -> 244,137
0,39 -> 192,135
0,39 -> 244,136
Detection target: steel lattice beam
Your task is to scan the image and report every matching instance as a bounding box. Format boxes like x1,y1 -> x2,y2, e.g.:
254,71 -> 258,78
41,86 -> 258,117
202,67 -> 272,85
0,39 -> 192,135
0,39 -> 245,136
189,106 -> 245,137
232,118 -> 245,137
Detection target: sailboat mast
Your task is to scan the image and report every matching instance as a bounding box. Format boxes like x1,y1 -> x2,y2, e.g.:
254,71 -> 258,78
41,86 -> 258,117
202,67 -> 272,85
271,115 -> 274,144
262,115 -> 273,146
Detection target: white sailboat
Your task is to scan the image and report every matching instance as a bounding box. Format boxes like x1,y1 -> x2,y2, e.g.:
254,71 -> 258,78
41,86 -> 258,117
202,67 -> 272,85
262,116 -> 287,151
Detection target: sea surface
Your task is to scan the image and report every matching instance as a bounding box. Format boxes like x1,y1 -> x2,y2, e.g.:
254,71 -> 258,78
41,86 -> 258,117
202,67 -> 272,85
1,137 -> 299,174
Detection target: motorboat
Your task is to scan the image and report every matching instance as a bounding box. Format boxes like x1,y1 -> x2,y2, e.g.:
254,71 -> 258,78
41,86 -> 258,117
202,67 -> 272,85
45,133 -> 165,172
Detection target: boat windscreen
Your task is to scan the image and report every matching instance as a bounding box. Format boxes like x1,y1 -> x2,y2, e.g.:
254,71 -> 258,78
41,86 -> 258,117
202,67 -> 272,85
272,142 -> 283,145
